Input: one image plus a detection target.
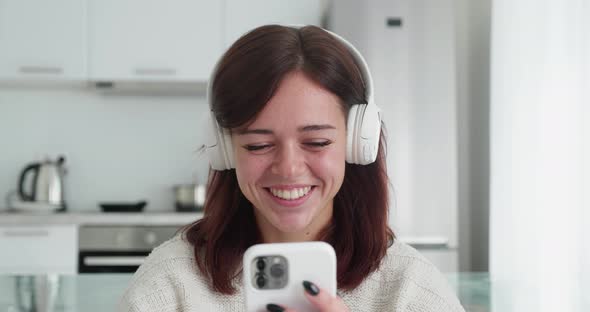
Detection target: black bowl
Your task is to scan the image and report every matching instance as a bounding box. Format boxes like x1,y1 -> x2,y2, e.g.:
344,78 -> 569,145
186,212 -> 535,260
99,201 -> 147,213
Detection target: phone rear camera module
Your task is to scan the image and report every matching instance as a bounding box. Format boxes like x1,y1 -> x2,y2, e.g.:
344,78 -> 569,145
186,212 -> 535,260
251,255 -> 288,290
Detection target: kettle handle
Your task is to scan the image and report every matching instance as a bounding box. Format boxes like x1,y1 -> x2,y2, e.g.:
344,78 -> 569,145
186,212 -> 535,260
18,163 -> 40,201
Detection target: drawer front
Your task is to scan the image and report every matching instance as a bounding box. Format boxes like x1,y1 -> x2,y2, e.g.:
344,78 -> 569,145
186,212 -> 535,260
0,225 -> 78,274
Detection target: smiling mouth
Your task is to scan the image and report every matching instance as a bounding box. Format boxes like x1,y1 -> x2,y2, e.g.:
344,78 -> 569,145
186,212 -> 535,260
265,186 -> 316,201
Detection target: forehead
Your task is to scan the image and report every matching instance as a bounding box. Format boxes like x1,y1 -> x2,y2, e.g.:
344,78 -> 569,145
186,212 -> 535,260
247,71 -> 345,129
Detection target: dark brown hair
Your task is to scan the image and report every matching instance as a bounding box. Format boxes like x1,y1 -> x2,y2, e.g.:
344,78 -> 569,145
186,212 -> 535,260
184,25 -> 394,294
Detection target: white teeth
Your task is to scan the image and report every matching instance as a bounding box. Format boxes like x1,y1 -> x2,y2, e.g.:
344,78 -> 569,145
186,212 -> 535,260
269,186 -> 311,200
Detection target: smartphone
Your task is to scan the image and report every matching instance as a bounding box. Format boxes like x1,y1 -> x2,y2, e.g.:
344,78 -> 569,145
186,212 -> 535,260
243,241 -> 337,312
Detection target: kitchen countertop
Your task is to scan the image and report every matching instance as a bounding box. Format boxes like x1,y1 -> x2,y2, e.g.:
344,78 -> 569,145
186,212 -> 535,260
0,211 -> 203,226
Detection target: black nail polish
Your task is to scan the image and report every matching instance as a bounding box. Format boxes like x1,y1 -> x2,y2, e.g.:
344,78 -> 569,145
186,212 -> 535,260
267,303 -> 285,312
303,280 -> 319,296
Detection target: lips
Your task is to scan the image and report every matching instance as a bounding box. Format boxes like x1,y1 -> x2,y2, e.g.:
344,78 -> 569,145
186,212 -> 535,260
263,185 -> 316,208
268,186 -> 312,200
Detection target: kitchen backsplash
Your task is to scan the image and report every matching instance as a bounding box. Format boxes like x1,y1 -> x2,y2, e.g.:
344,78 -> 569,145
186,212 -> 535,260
0,85 -> 211,212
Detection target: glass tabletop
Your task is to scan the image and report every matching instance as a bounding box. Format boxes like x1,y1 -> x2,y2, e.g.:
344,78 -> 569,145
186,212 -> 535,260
0,274 -> 132,312
0,273 -> 587,311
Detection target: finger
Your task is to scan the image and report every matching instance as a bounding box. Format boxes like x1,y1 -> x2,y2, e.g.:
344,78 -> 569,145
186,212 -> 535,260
266,303 -> 296,312
302,280 -> 347,311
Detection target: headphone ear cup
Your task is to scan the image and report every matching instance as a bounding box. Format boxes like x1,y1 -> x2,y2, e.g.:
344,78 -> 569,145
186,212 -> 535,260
207,114 -> 235,170
346,104 -> 361,163
221,129 -> 235,169
207,145 -> 226,170
346,103 -> 381,165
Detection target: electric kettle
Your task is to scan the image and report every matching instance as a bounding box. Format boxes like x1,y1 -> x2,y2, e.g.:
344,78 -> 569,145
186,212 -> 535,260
16,156 -> 67,212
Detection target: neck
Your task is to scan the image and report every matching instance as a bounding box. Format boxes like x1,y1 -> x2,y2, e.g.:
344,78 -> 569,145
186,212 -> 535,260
262,229 -> 317,243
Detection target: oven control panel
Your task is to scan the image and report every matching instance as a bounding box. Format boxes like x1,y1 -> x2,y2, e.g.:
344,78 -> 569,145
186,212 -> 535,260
79,225 -> 181,251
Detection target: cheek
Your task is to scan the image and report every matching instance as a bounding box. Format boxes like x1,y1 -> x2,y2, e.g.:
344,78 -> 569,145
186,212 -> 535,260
310,147 -> 346,183
235,152 -> 268,184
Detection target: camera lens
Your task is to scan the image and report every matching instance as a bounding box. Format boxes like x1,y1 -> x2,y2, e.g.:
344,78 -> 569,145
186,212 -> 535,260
256,275 -> 266,288
270,263 -> 285,278
256,258 -> 266,271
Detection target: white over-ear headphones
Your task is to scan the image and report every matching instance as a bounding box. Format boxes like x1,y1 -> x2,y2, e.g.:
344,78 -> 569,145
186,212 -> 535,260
206,25 -> 381,170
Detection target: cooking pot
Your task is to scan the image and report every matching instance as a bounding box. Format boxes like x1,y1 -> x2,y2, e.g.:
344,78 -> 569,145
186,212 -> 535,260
173,184 -> 206,212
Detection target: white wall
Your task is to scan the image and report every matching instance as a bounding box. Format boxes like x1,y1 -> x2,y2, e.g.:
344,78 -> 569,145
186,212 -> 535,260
0,85 -> 211,212
490,1 -> 588,309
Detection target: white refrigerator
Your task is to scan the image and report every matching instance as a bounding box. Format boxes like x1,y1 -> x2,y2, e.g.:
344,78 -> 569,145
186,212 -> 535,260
330,0 -> 459,272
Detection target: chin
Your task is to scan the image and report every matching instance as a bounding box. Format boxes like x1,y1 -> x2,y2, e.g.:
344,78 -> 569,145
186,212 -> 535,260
272,214 -> 313,233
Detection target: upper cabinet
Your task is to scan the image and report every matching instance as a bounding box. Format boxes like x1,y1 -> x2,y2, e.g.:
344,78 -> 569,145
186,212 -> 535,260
0,0 -> 87,81
225,0 -> 324,48
0,0 -> 324,83
88,0 -> 223,82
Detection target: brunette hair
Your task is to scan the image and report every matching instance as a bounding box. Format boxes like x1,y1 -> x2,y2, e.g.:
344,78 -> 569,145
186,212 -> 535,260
184,25 -> 394,294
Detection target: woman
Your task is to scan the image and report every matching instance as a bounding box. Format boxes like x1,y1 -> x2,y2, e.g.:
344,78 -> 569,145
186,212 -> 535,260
119,25 -> 464,312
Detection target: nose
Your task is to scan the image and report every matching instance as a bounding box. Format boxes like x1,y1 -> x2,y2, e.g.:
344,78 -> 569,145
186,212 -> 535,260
271,142 -> 306,178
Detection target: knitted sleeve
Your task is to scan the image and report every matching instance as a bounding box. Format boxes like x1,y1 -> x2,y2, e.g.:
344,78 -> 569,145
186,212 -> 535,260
117,236 -> 198,312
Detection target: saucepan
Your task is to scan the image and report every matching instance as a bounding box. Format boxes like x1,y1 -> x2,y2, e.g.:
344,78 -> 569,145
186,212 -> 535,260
173,184 -> 206,212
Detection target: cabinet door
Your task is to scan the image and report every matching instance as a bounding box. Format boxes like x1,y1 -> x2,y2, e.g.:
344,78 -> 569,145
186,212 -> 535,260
0,0 -> 86,81
224,0 -> 324,48
88,0 -> 223,82
0,225 -> 78,274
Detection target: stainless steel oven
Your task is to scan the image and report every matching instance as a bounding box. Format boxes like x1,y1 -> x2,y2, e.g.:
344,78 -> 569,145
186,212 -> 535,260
78,225 -> 181,273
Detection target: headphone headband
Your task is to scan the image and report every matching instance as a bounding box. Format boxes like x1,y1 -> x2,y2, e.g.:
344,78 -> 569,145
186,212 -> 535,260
206,25 -> 374,112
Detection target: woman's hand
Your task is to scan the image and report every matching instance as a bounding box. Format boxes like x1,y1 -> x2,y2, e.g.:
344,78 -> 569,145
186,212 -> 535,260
266,281 -> 350,312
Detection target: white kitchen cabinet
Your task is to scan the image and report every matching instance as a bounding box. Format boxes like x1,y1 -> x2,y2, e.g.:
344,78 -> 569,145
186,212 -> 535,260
0,225 -> 78,274
88,0 -> 223,82
224,0 -> 324,48
0,0 -> 86,81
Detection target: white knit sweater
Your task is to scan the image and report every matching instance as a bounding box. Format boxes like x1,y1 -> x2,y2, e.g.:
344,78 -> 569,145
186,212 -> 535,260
119,235 -> 465,312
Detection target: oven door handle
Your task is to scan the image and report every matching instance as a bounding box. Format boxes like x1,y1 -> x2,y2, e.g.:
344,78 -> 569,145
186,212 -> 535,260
83,256 -> 146,266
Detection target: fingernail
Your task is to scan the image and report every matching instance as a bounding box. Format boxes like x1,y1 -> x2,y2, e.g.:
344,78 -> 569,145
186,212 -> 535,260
303,280 -> 319,296
266,303 -> 285,312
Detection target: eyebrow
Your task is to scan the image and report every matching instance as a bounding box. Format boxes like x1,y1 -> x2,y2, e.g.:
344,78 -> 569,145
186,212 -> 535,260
236,124 -> 336,135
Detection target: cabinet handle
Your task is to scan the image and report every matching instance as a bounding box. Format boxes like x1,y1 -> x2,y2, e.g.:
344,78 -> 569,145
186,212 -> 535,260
2,229 -> 50,237
133,68 -> 177,76
398,236 -> 450,249
83,256 -> 145,266
19,66 -> 63,75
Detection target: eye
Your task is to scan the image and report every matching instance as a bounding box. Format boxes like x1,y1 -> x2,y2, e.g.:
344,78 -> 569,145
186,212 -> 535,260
243,144 -> 272,151
304,141 -> 332,148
